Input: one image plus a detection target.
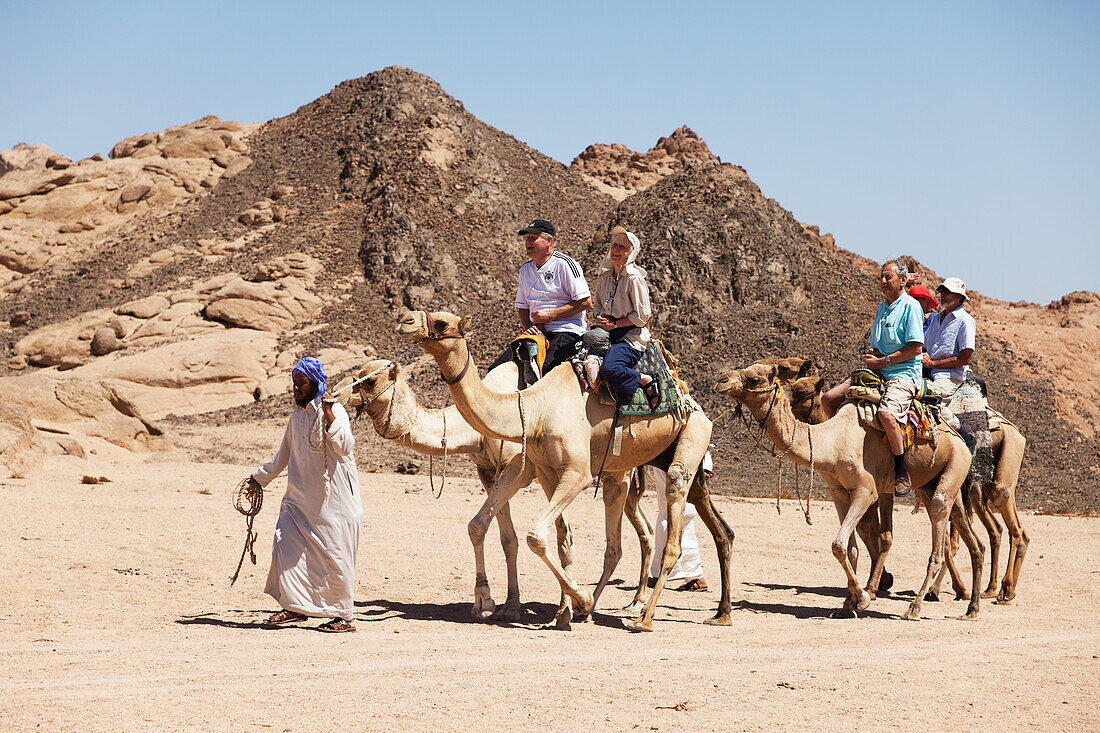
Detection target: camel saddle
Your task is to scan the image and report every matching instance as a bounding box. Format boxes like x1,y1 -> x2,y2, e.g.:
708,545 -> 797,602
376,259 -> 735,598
586,340 -> 683,417
844,370 -> 938,450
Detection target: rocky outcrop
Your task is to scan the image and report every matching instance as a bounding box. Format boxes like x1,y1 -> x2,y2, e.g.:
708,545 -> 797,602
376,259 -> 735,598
0,143 -> 55,177
570,126 -> 751,200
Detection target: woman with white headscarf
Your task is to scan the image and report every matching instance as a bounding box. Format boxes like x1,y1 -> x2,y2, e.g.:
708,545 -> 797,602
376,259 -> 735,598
590,226 -> 659,408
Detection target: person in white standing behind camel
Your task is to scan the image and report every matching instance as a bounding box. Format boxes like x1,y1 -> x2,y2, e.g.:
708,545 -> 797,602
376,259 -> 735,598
248,357 -> 363,633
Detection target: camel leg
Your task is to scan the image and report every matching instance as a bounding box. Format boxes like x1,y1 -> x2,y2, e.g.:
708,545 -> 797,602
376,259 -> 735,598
526,467 -> 594,631
864,492 -> 895,599
688,471 -> 734,626
467,459 -> 530,621
631,414 -> 711,632
623,468 -> 653,612
995,491 -> 1029,604
971,484 -> 1004,598
829,486 -> 877,617
587,472 -> 632,619
950,491 -> 984,619
938,520 -> 970,600
904,489 -> 952,621
631,465 -> 690,632
856,501 -> 893,596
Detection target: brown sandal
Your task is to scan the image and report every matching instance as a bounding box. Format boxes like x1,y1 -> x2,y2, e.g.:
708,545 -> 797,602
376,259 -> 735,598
317,617 -> 355,633
264,609 -> 308,626
674,578 -> 708,592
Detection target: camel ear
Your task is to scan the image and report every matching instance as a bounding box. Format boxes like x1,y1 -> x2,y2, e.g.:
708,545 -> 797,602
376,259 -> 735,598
388,363 -> 399,379
458,315 -> 471,334
813,375 -> 825,393
798,358 -> 813,377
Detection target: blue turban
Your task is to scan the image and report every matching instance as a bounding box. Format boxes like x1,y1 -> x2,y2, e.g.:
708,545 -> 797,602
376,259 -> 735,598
292,357 -> 327,399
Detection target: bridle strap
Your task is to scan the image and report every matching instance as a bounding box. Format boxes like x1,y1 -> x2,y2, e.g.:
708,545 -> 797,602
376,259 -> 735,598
442,351 -> 471,385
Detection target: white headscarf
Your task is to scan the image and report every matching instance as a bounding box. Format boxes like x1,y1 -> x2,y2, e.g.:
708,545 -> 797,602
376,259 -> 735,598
598,226 -> 647,279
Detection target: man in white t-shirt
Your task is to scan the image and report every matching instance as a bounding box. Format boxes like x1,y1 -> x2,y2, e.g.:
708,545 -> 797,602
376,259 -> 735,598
491,219 -> 592,378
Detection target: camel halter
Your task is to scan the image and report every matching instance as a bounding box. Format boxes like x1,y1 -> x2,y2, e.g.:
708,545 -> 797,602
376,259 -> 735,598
739,377 -> 815,525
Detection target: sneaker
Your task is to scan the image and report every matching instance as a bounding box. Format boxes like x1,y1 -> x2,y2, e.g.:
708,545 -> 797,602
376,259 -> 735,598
894,473 -> 912,497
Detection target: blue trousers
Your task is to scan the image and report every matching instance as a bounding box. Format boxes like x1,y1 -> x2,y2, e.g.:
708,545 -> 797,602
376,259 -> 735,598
601,339 -> 643,400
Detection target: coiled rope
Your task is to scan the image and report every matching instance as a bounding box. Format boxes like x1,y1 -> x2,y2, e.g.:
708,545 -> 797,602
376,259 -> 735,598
230,476 -> 264,586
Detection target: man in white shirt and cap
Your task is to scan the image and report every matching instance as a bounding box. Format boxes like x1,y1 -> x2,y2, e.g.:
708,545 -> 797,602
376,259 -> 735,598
923,276 -> 977,436
249,357 -> 362,633
491,219 -> 592,381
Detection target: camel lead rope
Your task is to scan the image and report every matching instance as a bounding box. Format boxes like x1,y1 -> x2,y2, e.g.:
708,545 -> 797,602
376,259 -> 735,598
230,477 -> 264,586
430,412 -> 448,499
516,390 -> 527,477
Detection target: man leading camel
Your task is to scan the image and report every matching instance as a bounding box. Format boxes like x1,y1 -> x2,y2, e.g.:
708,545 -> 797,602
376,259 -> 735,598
490,219 -> 592,379
821,259 -> 924,496
249,357 -> 362,633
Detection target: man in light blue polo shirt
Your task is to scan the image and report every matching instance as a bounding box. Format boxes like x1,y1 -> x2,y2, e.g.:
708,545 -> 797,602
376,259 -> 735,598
923,277 -> 976,431
822,259 -> 925,496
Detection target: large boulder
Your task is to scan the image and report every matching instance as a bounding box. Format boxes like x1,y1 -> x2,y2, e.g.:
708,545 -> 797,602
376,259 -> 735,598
203,277 -> 323,331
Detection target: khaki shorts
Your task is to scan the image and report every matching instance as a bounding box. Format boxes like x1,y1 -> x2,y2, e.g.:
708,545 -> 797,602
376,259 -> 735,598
879,377 -> 918,422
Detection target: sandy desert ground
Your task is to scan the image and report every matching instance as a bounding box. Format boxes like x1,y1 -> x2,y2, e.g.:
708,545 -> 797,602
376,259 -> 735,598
2,443 -> 1098,732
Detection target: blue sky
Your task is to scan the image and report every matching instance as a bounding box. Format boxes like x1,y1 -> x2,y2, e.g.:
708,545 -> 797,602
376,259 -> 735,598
4,1 -> 1097,303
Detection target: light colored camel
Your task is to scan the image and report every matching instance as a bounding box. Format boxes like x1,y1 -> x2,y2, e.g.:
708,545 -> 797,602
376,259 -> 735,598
396,310 -> 729,631
339,359 -> 562,621
716,362 -> 985,619
777,362 -> 1030,605
341,358 -> 690,620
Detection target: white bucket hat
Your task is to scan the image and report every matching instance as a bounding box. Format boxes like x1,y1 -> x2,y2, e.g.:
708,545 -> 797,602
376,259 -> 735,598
937,277 -> 968,300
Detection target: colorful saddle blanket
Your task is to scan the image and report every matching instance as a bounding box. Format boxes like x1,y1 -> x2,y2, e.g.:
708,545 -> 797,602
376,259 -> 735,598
591,340 -> 682,417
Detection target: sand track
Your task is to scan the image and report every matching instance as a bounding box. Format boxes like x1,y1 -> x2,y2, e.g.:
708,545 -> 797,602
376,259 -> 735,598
2,457 -> 1097,731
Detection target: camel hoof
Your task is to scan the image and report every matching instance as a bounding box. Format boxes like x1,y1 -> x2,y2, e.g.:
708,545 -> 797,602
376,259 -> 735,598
621,600 -> 644,614
980,589 -> 998,599
953,591 -> 970,601
542,619 -> 572,632
994,590 -> 1015,605
490,605 -> 521,623
830,607 -> 858,619
924,590 -> 940,602
629,618 -> 654,632
958,609 -> 980,620
470,597 -> 496,620
901,604 -> 921,621
877,571 -> 894,594
704,614 -> 732,627
856,590 -> 871,612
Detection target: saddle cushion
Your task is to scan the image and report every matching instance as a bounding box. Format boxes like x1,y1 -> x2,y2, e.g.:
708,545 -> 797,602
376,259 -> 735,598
597,340 -> 681,417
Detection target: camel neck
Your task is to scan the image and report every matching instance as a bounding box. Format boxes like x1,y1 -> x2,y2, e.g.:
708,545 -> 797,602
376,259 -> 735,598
436,339 -> 525,442
749,388 -> 816,468
368,380 -> 481,456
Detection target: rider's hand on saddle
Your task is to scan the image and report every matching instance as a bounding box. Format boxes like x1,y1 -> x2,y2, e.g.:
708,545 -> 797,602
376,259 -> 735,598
523,325 -> 541,336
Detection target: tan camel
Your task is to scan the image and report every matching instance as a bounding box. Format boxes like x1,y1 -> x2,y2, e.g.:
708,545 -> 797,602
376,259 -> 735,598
340,359 -> 561,622
397,310 -> 730,631
716,362 -> 985,619
341,358 -> 684,620
776,361 -> 1030,605
758,360 -> 894,595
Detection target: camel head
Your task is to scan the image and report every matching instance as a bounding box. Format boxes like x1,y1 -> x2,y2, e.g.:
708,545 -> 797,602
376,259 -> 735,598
350,359 -> 402,406
788,374 -> 826,423
395,310 -> 471,355
714,362 -> 780,403
775,357 -> 813,382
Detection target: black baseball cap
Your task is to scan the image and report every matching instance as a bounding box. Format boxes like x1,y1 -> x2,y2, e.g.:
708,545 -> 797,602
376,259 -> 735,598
518,219 -> 555,237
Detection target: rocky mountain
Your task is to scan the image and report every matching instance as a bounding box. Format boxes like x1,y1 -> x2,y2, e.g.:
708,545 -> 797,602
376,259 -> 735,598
1,67 -> 1095,513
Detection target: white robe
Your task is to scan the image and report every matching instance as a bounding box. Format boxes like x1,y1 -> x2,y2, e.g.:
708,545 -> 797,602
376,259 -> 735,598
648,466 -> 704,582
252,395 -> 362,619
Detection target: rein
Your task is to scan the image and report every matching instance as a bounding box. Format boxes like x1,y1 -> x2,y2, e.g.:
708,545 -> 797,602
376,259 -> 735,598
429,411 -> 448,498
